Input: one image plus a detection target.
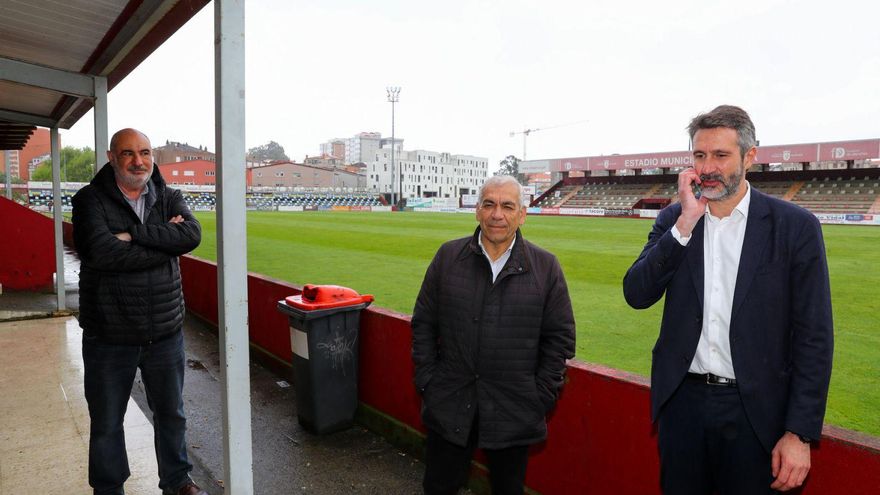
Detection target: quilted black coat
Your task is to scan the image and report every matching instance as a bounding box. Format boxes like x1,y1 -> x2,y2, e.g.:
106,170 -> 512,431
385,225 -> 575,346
72,163 -> 201,345
412,227 -> 576,449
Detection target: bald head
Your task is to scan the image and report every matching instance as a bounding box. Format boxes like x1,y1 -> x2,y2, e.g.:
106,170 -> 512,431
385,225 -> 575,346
110,128 -> 150,153
107,128 -> 154,193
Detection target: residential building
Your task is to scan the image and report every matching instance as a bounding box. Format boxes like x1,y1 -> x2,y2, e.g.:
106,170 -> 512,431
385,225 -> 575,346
321,139 -> 346,160
304,154 -> 345,168
321,132 -> 403,165
153,140 -> 215,164
251,161 -> 365,189
0,150 -> 19,180
1,128 -> 52,181
367,148 -> 488,199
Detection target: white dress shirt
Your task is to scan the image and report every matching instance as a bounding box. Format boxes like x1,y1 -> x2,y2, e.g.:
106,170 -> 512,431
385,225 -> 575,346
671,183 -> 751,379
478,232 -> 515,283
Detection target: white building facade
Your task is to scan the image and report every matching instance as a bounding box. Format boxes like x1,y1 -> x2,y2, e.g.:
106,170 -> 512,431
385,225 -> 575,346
321,132 -> 403,165
367,148 -> 488,199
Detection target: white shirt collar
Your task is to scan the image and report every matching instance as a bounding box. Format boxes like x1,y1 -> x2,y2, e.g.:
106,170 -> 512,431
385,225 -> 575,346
478,231 -> 516,259
478,231 -> 516,283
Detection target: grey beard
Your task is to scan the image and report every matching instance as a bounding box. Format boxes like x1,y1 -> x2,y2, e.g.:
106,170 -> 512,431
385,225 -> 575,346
701,168 -> 744,201
118,170 -> 150,190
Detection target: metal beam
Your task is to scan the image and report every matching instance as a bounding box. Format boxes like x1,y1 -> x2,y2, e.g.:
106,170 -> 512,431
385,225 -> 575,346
50,127 -> 66,311
215,0 -> 254,493
93,77 -> 109,174
0,57 -> 95,98
0,109 -> 58,128
86,0 -> 174,76
53,97 -> 91,130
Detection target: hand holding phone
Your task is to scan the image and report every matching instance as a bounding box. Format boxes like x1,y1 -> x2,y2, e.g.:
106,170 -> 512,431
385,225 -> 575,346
675,167 -> 707,237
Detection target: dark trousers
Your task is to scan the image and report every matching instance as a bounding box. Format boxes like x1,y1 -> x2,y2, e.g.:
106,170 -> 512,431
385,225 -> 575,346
423,426 -> 530,495
83,330 -> 193,495
657,377 -> 775,495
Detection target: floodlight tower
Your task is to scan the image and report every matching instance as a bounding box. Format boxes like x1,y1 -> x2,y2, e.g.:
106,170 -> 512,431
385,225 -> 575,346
387,86 -> 400,206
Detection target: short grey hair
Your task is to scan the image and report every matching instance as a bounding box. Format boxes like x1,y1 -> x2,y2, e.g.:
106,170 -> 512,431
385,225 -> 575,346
687,105 -> 757,158
479,175 -> 524,208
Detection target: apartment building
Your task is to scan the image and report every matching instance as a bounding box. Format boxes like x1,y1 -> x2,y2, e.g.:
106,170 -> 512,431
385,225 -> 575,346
367,148 -> 488,199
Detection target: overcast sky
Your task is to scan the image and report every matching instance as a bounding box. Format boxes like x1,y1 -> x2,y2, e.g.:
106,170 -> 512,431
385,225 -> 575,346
62,0 -> 879,171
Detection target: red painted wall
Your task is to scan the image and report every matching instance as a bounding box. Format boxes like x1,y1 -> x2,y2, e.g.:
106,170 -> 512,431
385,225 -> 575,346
0,197 -> 55,290
158,160 -> 253,187
179,255 -> 880,494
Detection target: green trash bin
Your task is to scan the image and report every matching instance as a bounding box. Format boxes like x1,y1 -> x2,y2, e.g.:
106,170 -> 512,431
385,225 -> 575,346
277,284 -> 373,434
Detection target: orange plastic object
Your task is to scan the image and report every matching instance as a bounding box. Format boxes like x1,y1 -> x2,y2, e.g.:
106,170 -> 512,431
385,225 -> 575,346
284,284 -> 374,311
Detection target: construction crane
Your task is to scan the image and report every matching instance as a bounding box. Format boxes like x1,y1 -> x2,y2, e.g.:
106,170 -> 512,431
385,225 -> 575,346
509,120 -> 588,160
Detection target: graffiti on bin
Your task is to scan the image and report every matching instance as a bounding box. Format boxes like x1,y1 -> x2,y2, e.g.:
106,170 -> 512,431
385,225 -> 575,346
316,331 -> 358,375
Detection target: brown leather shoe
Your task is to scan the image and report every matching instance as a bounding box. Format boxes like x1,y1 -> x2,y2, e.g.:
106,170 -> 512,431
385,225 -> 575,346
175,482 -> 208,495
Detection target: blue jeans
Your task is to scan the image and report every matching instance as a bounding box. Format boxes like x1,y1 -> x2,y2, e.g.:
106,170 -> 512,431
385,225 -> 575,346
83,330 -> 193,495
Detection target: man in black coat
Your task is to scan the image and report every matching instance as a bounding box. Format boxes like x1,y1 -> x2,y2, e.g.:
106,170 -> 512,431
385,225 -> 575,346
72,128 -> 206,495
623,106 -> 833,494
412,175 -> 576,495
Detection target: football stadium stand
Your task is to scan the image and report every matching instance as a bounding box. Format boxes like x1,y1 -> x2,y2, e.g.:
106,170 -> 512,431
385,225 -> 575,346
532,168 -> 880,217
792,176 -> 879,213
244,192 -> 383,209
527,138 -> 880,222
23,187 -> 384,212
23,174 -> 879,219
20,142 -> 879,221
184,191 -> 217,210
27,189 -> 74,210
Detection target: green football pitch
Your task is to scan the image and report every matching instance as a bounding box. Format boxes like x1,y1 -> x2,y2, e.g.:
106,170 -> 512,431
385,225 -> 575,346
192,211 -> 880,438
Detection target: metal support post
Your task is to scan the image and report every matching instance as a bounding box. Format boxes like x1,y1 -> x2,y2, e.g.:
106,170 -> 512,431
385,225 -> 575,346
215,0 -> 254,492
4,152 -> 11,200
93,76 -> 109,174
50,128 -> 65,311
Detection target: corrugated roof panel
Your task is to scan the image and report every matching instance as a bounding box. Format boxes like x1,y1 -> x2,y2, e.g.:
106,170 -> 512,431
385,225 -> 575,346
0,0 -> 125,72
0,81 -> 64,117
0,0 -> 208,142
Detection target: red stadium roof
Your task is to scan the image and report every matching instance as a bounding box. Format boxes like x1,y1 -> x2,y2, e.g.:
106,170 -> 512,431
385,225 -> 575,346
536,138 -> 880,172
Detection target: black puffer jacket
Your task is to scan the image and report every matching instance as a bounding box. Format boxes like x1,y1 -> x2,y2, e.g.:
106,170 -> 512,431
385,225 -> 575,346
412,227 -> 576,449
72,163 -> 201,345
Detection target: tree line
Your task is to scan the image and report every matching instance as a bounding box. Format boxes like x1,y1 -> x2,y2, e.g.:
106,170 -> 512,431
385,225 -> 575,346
30,146 -> 97,183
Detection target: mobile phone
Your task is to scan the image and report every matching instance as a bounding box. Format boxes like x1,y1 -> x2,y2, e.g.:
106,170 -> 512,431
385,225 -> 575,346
691,182 -> 702,199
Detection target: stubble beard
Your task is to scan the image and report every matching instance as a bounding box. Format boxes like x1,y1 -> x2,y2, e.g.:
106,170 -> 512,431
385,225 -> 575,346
700,163 -> 745,202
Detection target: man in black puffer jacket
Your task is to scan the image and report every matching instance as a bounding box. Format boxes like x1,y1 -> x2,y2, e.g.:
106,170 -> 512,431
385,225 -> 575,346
412,175 -> 576,495
72,128 -> 206,495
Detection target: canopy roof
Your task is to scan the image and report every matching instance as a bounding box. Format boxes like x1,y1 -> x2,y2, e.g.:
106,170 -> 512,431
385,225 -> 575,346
0,0 -> 209,149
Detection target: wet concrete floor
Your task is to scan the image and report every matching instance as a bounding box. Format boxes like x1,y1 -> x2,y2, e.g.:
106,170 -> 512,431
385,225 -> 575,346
0,283 -> 436,493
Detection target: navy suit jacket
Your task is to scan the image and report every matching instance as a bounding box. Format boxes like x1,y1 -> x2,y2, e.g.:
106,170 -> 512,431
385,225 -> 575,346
623,188 -> 833,452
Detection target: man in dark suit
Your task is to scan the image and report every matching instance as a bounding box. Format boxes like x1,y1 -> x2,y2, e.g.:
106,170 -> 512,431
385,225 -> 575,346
623,105 -> 833,494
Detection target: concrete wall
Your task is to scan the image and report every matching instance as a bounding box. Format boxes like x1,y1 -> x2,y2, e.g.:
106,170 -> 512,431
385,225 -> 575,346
0,197 -> 55,290
178,254 -> 880,494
